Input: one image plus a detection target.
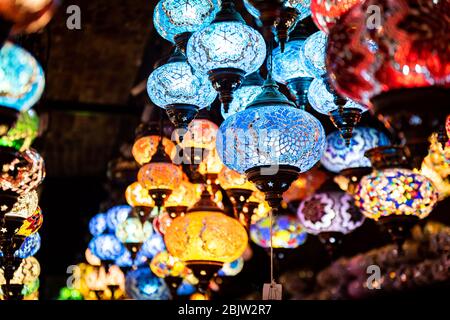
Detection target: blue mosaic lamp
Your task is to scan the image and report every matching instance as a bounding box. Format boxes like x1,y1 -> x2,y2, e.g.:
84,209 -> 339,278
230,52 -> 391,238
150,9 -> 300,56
186,0 -> 266,113
302,30 -> 327,78
147,49 -> 217,131
105,205 -> 131,232
115,216 -> 153,260
285,0 -> 311,21
221,71 -> 264,120
88,234 -> 125,262
139,232 -> 166,258
114,248 -> 148,268
88,213 -> 107,236
0,42 -> 45,135
125,267 -> 171,300
153,0 -> 220,52
1,233 -> 41,259
217,72 -> 326,208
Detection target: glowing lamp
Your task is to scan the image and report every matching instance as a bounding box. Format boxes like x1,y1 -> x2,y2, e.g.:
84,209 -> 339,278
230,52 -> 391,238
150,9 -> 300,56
310,0 -> 363,33
88,234 -> 125,262
85,248 -> 101,266
139,232 -> 166,259
165,179 -> 198,219
250,215 -> 307,249
0,109 -> 39,151
150,251 -> 191,279
282,168 -> 327,205
57,287 -> 83,300
88,213 -> 107,237
147,50 -> 217,131
13,232 -> 40,259
302,30 -> 327,78
115,217 -> 153,247
105,205 -> 131,232
125,182 -> 154,222
0,256 -> 40,284
15,206 -> 43,237
186,0 -> 266,112
218,257 -> 244,277
125,267 -> 171,300
132,135 -> 176,166
217,75 -> 326,208
3,190 -> 38,219
153,0 -> 220,51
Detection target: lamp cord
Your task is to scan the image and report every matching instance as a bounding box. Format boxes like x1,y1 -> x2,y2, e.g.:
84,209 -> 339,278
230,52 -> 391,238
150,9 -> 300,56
269,207 -> 274,286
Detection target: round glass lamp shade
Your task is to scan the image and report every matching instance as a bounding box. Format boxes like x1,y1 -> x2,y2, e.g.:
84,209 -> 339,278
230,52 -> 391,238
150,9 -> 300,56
132,136 -> 176,166
326,0 -> 450,105
139,232 -> 166,258
0,257 -> 40,285
302,30 -> 327,78
0,42 -> 45,112
181,119 -> 219,150
88,234 -> 125,262
165,211 -> 248,263
0,109 -> 39,151
250,215 -> 308,249
15,206 -> 43,237
217,166 -> 255,191
285,0 -> 312,20
217,105 -> 326,174
272,40 -> 312,84
105,205 -> 131,232
147,60 -> 217,109
125,182 -> 154,207
14,232 -> 41,259
115,217 -> 153,244
85,248 -> 101,266
138,162 -> 183,191
88,213 -> 107,237
310,0 -> 363,33
218,257 -> 244,277
114,249 -> 148,268
4,190 -> 38,219
153,0 -> 220,43
320,127 -> 391,173
221,83 -> 263,120
165,179 -> 198,208
125,267 -> 171,300
186,21 -> 266,76
150,251 -> 191,278
355,168 -> 439,221
307,78 -> 367,115
298,192 -> 364,235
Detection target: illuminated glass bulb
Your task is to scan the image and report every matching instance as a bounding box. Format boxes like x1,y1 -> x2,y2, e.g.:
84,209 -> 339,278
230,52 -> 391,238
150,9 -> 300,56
105,205 -> 131,232
125,267 -> 171,300
285,0 -> 311,20
4,190 -> 38,219
320,127 -> 391,173
181,119 -> 219,150
0,42 -> 45,112
125,182 -> 154,208
153,0 -> 220,43
138,163 -> 183,193
199,148 -> 223,176
218,257 -> 244,277
132,136 -> 176,166
0,109 -> 39,151
302,30 -> 327,78
14,232 -> 41,259
16,206 -> 43,237
250,215 -> 307,249
310,0 -> 363,33
57,287 -> 83,300
139,232 -> 166,259
282,168 -> 328,204
150,251 -> 191,278
298,191 -> 365,234
165,179 -> 198,208
355,168 -> 439,221
88,234 -> 125,262
115,217 -> 153,244
218,166 -> 255,191
89,213 -> 107,237
114,249 -> 148,268
85,248 -> 101,266
0,257 -> 40,285
272,40 -> 312,84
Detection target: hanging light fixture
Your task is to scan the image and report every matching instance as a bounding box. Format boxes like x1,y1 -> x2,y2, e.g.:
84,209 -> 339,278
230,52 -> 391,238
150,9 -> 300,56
14,206 -> 43,238
125,267 -> 171,300
186,0 -> 266,113
147,49 -> 217,134
198,147 -> 223,191
0,256 -> 40,300
125,182 -> 155,223
12,232 -> 41,259
115,216 -> 153,260
165,178 -> 198,219
326,0 -> 450,164
310,0 -> 363,33
153,0 -> 220,52
0,109 -> 39,152
0,42 -> 45,135
88,234 -> 125,264
164,189 -> 248,293
217,63 -> 326,209
88,213 -> 107,237
321,127 -> 391,193
272,18 -> 316,107
218,257 -> 244,277
105,205 -> 131,232
298,191 -> 364,256
132,134 -> 175,166
354,147 -> 439,250
250,215 -> 307,249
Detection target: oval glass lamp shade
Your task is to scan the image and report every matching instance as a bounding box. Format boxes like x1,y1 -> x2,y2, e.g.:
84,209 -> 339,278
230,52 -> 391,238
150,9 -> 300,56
125,267 -> 171,300
164,211 -> 248,264
115,217 -> 153,244
147,60 -> 217,110
285,0 -> 312,20
0,42 -> 45,111
138,162 -> 183,191
105,205 -> 131,232
272,40 -> 311,84
89,213 -> 107,237
308,78 -> 367,115
250,215 -> 308,249
302,30 -> 327,78
125,182 -> 154,207
88,234 -> 125,262
326,0 -> 450,105
0,109 -> 39,151
187,21 -> 266,76
310,0 -> 363,33
217,166 -> 255,191
0,257 -> 40,285
217,105 -> 326,174
132,136 -> 176,166
140,232 -> 166,258
355,168 -> 439,221
298,192 -> 364,235
150,251 -> 191,278
320,127 -> 391,173
153,0 -> 220,43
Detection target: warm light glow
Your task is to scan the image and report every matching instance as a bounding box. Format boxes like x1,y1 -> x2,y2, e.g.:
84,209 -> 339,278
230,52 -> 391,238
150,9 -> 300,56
165,211 -> 248,263
125,267 -> 171,300
5,190 -> 38,219
165,179 -> 198,208
199,148 -> 223,175
132,136 -> 176,166
85,248 -> 101,266
125,182 -> 155,207
282,168 -> 327,204
153,210 -> 173,235
138,162 -> 183,191
16,206 -> 43,237
0,257 -> 40,285
181,119 -> 219,150
116,217 -> 153,244
150,251 -> 191,278
218,166 -> 255,191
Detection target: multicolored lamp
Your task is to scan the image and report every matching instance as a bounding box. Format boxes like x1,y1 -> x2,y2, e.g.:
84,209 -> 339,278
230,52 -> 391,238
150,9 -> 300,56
0,256 -> 40,300
147,49 -> 217,133
153,0 -> 220,51
115,216 -> 153,259
186,0 -> 266,112
298,192 -> 364,256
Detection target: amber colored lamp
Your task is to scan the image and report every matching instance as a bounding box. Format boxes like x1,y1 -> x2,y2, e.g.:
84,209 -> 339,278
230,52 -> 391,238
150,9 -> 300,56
181,119 -> 219,150
125,182 -> 154,207
0,256 -> 40,285
132,135 -> 176,165
218,167 -> 256,191
165,179 -> 198,209
199,148 -> 223,176
282,168 -> 327,204
150,251 -> 191,279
